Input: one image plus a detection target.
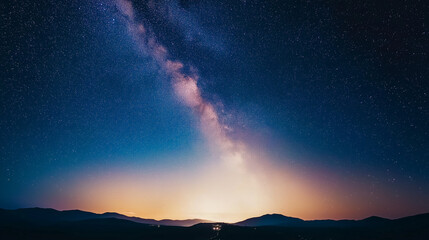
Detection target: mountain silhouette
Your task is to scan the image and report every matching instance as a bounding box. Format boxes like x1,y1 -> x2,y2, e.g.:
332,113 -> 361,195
1,208 -> 428,240
0,208 -> 210,227
234,213 -> 426,228
235,213 -> 304,226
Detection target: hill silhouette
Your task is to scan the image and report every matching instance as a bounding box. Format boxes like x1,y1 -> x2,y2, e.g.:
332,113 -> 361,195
1,208 -> 428,240
235,213 -> 305,226
0,208 -> 210,227
235,213 -> 396,227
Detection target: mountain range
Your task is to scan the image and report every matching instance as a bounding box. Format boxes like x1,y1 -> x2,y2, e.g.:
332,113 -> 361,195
1,208 -> 428,240
235,213 -> 396,227
0,208 -> 210,227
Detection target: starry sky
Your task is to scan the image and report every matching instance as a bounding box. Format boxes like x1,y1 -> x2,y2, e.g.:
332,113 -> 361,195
1,0 -> 428,222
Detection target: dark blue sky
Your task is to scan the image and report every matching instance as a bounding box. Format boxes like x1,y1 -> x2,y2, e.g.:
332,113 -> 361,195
1,0 -> 428,219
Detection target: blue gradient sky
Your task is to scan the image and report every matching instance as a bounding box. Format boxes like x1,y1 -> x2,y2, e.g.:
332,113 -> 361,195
1,0 -> 428,221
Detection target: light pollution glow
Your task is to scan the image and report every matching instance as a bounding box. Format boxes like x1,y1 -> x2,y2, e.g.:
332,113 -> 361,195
33,0 -> 425,223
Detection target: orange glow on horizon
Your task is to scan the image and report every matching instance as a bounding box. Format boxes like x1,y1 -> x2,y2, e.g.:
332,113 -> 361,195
37,147 -> 412,223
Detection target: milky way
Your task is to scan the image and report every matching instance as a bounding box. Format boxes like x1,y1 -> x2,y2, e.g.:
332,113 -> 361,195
1,0 -> 428,222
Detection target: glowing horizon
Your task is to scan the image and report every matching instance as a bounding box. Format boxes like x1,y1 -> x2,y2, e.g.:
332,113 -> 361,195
2,0 -> 428,225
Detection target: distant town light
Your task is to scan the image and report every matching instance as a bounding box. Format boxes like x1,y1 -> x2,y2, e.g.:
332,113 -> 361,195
212,224 -> 222,231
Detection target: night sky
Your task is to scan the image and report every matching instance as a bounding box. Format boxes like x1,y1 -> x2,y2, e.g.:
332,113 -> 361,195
1,0 -> 428,222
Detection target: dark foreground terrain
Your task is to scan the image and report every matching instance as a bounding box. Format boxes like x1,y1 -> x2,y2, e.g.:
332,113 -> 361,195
1,208 -> 428,240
